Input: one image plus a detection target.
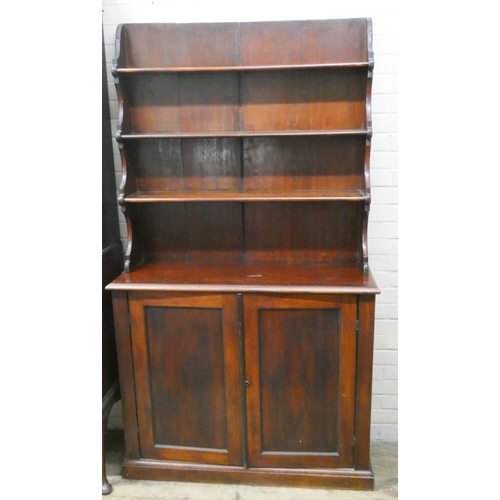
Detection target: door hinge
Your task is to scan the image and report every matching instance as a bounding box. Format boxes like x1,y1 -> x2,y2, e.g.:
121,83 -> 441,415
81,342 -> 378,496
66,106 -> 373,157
356,319 -> 359,332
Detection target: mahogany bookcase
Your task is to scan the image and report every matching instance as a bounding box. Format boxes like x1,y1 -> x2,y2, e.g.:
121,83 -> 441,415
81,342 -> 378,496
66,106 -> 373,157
106,18 -> 379,490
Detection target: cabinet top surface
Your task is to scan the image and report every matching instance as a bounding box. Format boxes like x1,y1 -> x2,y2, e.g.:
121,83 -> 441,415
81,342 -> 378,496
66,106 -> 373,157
114,18 -> 373,70
106,262 -> 379,294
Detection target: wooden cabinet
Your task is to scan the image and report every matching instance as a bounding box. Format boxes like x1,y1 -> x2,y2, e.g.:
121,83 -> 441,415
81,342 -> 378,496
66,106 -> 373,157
107,18 -> 379,490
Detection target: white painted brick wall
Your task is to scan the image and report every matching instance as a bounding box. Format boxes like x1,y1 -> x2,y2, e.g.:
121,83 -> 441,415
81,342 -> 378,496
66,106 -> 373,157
103,1 -> 398,442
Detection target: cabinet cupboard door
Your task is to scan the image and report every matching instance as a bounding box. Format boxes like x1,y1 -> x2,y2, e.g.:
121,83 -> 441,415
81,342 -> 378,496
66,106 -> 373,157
244,294 -> 357,468
128,292 -> 243,465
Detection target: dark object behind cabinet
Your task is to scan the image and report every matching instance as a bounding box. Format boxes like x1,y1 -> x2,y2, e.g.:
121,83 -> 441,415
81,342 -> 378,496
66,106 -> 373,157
102,27 -> 123,496
107,19 -> 379,491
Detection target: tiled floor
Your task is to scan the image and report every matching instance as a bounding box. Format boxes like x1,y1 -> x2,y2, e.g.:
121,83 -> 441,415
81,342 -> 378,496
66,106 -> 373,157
103,430 -> 398,499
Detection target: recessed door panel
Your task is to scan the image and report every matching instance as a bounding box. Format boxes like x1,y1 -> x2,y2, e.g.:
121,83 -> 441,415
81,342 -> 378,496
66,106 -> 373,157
129,292 -> 242,465
244,294 -> 357,468
258,308 -> 340,453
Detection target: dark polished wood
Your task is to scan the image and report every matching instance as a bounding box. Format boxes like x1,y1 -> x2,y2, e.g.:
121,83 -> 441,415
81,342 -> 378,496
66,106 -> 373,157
121,459 -> 374,490
128,292 -> 243,465
120,134 -> 365,197
114,19 -> 368,70
354,295 -> 377,470
244,294 -> 357,468
241,68 -> 366,132
106,261 -> 378,294
239,19 -> 368,67
107,18 -> 378,491
119,69 -> 366,136
120,200 -> 365,269
244,201 -> 364,264
124,190 -> 365,202
115,23 -> 240,70
112,291 -> 140,459
126,202 -> 244,265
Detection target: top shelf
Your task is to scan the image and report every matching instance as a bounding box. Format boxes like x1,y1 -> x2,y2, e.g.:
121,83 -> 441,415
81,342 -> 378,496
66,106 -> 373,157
114,19 -> 373,72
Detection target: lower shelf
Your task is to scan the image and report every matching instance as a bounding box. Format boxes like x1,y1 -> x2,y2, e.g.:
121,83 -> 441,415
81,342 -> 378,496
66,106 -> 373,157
124,189 -> 366,202
122,458 -> 374,490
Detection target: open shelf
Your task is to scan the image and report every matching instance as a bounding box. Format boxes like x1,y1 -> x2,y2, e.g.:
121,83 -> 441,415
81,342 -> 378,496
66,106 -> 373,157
114,19 -> 371,71
106,260 -> 378,294
124,201 -> 366,268
114,62 -> 371,73
119,130 -> 369,139
124,189 -> 366,202
117,67 -> 368,136
119,135 -> 368,197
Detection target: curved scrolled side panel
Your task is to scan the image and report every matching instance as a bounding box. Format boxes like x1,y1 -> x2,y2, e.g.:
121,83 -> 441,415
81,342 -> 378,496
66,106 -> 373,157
113,24 -> 136,273
117,142 -> 127,204
364,72 -> 373,199
362,133 -> 372,274
113,70 -> 124,143
364,135 -> 372,201
364,18 -> 374,199
362,18 -> 374,273
112,25 -> 130,142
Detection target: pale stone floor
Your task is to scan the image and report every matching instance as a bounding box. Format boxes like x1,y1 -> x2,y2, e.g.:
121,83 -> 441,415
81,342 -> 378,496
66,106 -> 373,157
104,430 -> 398,499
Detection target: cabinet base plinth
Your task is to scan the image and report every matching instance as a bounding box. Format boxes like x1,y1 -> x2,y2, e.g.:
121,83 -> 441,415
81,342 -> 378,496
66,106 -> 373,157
122,458 -> 374,491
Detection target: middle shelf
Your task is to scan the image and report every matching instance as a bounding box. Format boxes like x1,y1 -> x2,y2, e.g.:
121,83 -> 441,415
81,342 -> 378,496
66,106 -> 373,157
119,134 -> 370,198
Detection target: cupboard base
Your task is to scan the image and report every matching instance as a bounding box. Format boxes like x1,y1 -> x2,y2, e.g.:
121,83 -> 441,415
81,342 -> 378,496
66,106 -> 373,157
121,458 -> 374,491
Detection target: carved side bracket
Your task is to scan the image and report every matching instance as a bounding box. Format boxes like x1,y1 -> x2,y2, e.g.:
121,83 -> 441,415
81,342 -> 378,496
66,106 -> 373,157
123,207 -> 133,274
362,18 -> 374,274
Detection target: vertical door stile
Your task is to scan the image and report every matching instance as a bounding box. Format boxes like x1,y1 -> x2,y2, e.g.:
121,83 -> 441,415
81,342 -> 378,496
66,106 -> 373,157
237,293 -> 249,468
221,293 -> 244,465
